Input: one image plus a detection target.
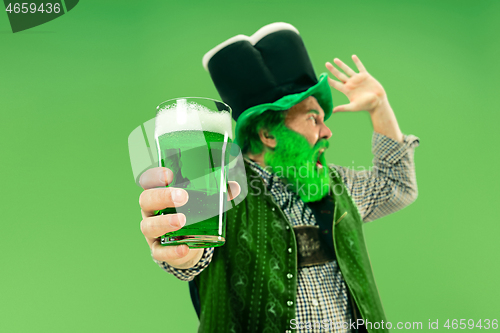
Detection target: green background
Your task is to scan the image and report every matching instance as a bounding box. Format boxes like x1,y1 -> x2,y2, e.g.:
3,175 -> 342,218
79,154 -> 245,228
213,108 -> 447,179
1,0 -> 499,332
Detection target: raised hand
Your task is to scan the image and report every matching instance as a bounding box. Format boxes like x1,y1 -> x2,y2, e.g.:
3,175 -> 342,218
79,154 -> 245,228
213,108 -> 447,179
325,55 -> 388,114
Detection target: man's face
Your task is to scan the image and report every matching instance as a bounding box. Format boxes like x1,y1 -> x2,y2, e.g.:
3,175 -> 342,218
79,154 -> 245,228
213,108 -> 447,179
284,96 -> 332,149
263,96 -> 333,202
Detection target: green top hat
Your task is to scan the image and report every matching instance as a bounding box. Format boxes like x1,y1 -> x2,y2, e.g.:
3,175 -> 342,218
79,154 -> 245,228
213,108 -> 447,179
202,22 -> 333,148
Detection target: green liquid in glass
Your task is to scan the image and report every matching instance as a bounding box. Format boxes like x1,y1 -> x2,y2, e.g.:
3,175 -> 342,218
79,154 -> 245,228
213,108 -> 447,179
156,130 -> 231,248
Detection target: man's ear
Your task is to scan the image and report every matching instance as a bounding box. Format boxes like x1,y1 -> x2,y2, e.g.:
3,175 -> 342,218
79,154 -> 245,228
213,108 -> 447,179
258,128 -> 277,149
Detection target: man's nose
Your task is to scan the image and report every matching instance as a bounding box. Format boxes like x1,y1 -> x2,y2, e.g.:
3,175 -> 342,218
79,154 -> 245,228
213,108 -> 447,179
320,123 -> 332,140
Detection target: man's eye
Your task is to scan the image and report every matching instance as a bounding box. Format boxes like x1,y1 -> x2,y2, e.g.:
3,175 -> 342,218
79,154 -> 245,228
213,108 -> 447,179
309,116 -> 317,124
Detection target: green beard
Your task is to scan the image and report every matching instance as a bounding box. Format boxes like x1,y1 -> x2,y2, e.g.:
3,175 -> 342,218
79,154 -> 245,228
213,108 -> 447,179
263,124 -> 331,202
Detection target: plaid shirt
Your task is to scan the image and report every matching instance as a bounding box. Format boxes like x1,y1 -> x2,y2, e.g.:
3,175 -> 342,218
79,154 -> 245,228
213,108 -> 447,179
156,131 -> 420,332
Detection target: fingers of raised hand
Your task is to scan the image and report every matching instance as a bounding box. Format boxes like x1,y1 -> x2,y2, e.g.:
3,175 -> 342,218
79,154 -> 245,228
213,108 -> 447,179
327,76 -> 345,92
139,167 -> 174,190
141,213 -> 186,240
333,58 -> 356,77
352,55 -> 367,73
139,187 -> 189,217
325,61 -> 349,83
227,181 -> 241,201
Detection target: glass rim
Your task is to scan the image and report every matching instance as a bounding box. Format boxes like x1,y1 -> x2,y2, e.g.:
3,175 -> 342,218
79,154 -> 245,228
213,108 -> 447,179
156,96 -> 232,112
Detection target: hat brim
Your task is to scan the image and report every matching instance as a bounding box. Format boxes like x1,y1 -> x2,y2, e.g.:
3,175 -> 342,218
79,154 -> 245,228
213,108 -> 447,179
234,73 -> 333,148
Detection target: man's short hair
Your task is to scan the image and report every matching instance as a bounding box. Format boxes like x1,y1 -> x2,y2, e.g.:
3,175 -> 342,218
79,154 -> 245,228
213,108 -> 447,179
240,109 -> 288,155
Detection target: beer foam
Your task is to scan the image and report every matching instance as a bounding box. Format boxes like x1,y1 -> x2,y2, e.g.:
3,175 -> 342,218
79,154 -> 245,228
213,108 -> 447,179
155,100 -> 233,139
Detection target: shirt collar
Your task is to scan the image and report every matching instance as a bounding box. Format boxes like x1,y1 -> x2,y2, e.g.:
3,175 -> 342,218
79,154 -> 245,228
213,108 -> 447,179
244,157 -> 283,191
243,157 -> 302,213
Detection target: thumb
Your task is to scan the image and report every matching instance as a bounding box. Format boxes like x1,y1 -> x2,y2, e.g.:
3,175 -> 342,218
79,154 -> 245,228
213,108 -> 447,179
227,181 -> 241,201
332,103 -> 358,113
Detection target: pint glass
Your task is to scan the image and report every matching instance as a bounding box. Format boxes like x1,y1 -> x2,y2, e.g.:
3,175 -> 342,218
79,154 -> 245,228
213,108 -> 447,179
154,97 -> 232,248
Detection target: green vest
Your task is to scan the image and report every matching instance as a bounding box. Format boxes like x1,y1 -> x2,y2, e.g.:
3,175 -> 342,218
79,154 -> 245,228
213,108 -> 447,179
193,161 -> 389,333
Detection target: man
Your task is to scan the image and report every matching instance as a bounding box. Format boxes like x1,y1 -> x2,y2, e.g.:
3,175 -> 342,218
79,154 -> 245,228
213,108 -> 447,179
139,23 -> 419,332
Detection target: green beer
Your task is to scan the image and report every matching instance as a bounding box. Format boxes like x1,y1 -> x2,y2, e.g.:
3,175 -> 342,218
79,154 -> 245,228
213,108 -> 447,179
154,98 -> 232,248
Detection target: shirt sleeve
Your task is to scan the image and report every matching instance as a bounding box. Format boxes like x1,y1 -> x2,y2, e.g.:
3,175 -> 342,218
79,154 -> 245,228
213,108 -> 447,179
153,247 -> 214,281
329,131 -> 420,222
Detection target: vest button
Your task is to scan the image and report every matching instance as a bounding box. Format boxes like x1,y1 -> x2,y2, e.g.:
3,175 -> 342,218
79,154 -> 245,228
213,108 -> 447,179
285,225 -> 290,230
288,248 -> 292,253
272,207 -> 275,211
287,300 -> 293,307
287,273 -> 293,279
